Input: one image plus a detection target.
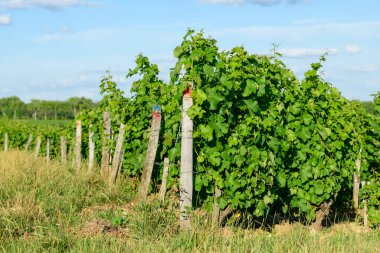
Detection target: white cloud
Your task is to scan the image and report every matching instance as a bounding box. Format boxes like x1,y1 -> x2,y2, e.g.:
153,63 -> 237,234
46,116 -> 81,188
35,28 -> 115,42
214,21 -> 380,41
0,0 -> 96,10
199,0 -> 243,4
0,14 -> 11,25
346,64 -> 378,73
198,0 -> 308,6
366,78 -> 380,86
345,45 -> 361,54
248,0 -> 281,6
277,48 -> 338,58
291,18 -> 327,25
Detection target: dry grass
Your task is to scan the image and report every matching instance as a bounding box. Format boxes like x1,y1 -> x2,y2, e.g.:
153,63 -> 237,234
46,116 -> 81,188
0,150 -> 380,253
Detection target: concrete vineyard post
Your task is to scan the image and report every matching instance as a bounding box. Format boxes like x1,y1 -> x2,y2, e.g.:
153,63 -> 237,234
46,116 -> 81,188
136,105 -> 162,202
159,157 -> 170,201
4,132 -> 8,151
34,135 -> 41,158
180,85 -> 193,229
74,121 -> 82,170
24,134 -> 33,151
101,111 -> 111,177
46,137 -> 50,161
60,136 -> 67,163
110,123 -> 126,184
88,124 -> 95,171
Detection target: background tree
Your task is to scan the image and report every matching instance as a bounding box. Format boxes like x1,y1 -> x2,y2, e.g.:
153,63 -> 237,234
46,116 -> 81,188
0,96 -> 26,118
0,96 -> 96,120
373,92 -> 380,115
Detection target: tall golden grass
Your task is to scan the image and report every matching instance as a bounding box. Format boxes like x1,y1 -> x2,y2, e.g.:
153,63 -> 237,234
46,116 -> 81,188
0,150 -> 379,253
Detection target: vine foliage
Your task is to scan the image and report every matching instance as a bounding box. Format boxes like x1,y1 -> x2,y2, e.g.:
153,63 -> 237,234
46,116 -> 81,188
3,30 -> 380,224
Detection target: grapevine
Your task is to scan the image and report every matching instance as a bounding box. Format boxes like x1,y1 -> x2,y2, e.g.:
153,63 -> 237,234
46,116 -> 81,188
2,30 -> 380,223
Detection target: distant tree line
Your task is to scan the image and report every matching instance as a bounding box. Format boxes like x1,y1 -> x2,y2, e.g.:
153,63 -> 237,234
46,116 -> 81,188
0,96 -> 97,120
0,96 -> 375,120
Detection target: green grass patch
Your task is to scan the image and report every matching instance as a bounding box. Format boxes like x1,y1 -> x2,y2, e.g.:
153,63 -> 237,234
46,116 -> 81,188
0,151 -> 379,252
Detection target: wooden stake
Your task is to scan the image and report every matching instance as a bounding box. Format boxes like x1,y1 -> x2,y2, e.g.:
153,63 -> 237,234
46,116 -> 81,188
88,124 -> 95,171
110,123 -> 126,184
353,172 -> 360,213
313,200 -> 333,230
353,158 -> 361,213
101,111 -> 111,177
74,121 -> 82,170
362,181 -> 369,229
159,157 -> 170,201
363,200 -> 368,228
34,135 -> 41,158
60,136 -> 67,163
46,137 -> 50,161
118,150 -> 123,174
180,85 -> 193,228
219,206 -> 233,225
136,106 -> 162,202
212,187 -> 222,227
4,132 -> 8,151
24,134 -> 33,151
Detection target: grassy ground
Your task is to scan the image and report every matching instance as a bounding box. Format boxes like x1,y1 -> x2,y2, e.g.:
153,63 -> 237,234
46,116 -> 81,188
0,150 -> 379,253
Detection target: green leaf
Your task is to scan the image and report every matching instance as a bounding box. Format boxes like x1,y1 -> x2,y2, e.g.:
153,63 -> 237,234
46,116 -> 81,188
276,172 -> 287,188
301,165 -> 313,182
195,176 -> 202,191
242,79 -> 257,97
194,89 -> 207,105
302,114 -> 313,125
319,127 -> 331,140
209,152 -> 221,166
197,155 -> 204,163
209,90 -> 224,110
243,99 -> 259,113
299,127 -> 311,142
257,83 -> 266,97
290,103 -> 302,115
218,197 -> 228,210
199,124 -> 213,141
203,64 -> 214,79
286,129 -> 296,142
254,200 -> 265,217
264,195 -> 274,205
235,155 -> 244,167
220,75 -> 233,89
173,46 -> 183,58
314,180 -> 324,195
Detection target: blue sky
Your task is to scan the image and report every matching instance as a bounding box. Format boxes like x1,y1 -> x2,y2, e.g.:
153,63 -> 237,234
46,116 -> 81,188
0,0 -> 379,102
